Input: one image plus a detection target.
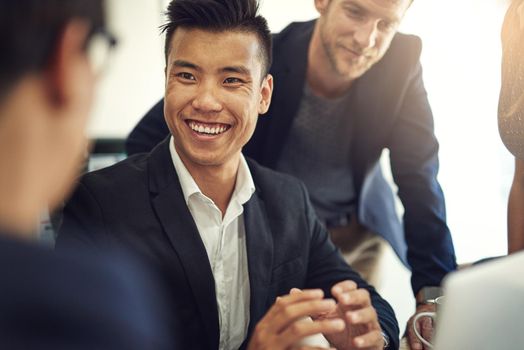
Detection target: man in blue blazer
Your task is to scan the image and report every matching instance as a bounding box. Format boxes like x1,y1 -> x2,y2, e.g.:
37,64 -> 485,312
0,0 -> 175,348
58,0 -> 399,349
125,0 -> 457,346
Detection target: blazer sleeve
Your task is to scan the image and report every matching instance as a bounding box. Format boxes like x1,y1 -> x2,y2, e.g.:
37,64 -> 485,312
55,175 -> 190,349
300,182 -> 400,349
387,46 -> 457,294
125,99 -> 169,156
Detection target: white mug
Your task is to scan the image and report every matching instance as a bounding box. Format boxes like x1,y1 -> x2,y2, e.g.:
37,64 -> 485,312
412,296 -> 445,349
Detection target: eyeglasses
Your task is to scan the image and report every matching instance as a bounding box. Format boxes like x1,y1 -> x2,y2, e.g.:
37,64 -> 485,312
86,28 -> 118,76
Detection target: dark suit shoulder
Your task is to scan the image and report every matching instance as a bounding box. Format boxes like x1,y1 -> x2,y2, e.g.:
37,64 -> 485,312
367,32 -> 423,89
80,151 -> 150,192
85,152 -> 149,180
0,234 -> 169,349
272,20 -> 315,46
387,32 -> 423,65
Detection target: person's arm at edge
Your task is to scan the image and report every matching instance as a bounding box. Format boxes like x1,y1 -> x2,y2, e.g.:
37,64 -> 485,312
508,158 -> 524,253
388,38 -> 457,295
387,37 -> 456,350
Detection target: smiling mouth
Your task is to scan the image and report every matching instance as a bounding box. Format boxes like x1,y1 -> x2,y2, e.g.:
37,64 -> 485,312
186,119 -> 231,136
341,46 -> 363,57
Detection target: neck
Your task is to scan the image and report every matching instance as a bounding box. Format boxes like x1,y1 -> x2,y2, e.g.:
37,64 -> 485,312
307,21 -> 354,98
183,156 -> 240,217
0,82 -> 48,238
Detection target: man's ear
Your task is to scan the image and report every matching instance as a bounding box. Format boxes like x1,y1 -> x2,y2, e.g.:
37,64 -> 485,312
258,74 -> 273,115
314,0 -> 331,15
46,20 -> 91,107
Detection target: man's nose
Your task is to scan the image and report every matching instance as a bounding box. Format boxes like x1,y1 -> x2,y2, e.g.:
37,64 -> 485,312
192,84 -> 222,112
354,21 -> 378,50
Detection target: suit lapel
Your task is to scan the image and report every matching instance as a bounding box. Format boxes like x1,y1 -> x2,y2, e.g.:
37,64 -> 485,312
243,184 -> 274,336
350,42 -> 399,192
350,66 -> 383,192
148,139 -> 220,349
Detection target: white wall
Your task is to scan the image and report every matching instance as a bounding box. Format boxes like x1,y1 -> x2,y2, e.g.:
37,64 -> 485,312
88,0 -> 166,138
399,0 -> 512,263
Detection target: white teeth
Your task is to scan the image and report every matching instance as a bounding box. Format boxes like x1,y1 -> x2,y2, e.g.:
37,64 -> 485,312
189,121 -> 228,135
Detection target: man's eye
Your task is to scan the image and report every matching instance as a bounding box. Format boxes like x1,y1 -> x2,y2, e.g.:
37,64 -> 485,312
176,72 -> 195,80
224,77 -> 243,84
345,7 -> 363,19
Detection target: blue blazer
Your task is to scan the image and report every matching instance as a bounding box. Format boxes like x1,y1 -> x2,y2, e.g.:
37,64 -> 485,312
0,234 -> 174,349
125,20 -> 457,294
56,138 -> 399,350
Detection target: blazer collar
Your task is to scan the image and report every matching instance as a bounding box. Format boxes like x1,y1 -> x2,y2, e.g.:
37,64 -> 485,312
243,179 -> 273,331
147,137 -> 220,349
147,141 -> 276,348
236,160 -> 275,349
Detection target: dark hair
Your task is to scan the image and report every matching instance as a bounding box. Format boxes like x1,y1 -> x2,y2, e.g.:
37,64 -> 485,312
0,0 -> 105,96
160,0 -> 272,76
499,0 -> 524,159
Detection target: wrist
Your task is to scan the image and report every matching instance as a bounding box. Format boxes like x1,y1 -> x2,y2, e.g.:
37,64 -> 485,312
416,286 -> 443,306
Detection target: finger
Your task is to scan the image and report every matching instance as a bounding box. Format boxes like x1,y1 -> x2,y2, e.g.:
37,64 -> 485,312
352,329 -> 383,349
269,299 -> 338,334
265,289 -> 324,321
421,315 -> 434,345
407,316 -> 424,350
337,288 -> 372,310
346,306 -> 379,328
290,288 -> 303,295
278,318 -> 345,348
331,280 -> 358,298
290,287 -> 332,320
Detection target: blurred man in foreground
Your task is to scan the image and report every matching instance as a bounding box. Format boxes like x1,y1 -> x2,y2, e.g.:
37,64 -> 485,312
0,1 -> 172,348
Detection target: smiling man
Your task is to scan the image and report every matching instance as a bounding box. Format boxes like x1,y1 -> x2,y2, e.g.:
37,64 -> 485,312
57,0 -> 399,349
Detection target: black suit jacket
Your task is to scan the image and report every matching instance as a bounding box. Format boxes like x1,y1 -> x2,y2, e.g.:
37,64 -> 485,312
0,234 -> 173,349
125,20 -> 457,294
57,138 -> 399,349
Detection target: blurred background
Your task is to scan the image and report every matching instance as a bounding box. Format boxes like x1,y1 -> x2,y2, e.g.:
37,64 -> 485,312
86,0 -> 512,331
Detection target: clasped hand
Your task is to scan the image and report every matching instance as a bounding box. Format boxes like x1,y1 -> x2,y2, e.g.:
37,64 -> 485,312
247,280 -> 384,350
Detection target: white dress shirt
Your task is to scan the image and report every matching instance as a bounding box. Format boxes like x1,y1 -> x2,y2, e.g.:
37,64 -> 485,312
169,137 -> 254,350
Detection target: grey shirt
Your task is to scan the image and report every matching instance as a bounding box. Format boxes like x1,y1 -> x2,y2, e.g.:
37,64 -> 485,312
274,84 -> 356,223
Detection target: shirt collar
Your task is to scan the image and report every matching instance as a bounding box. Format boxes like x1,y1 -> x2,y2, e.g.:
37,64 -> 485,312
169,136 -> 255,206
